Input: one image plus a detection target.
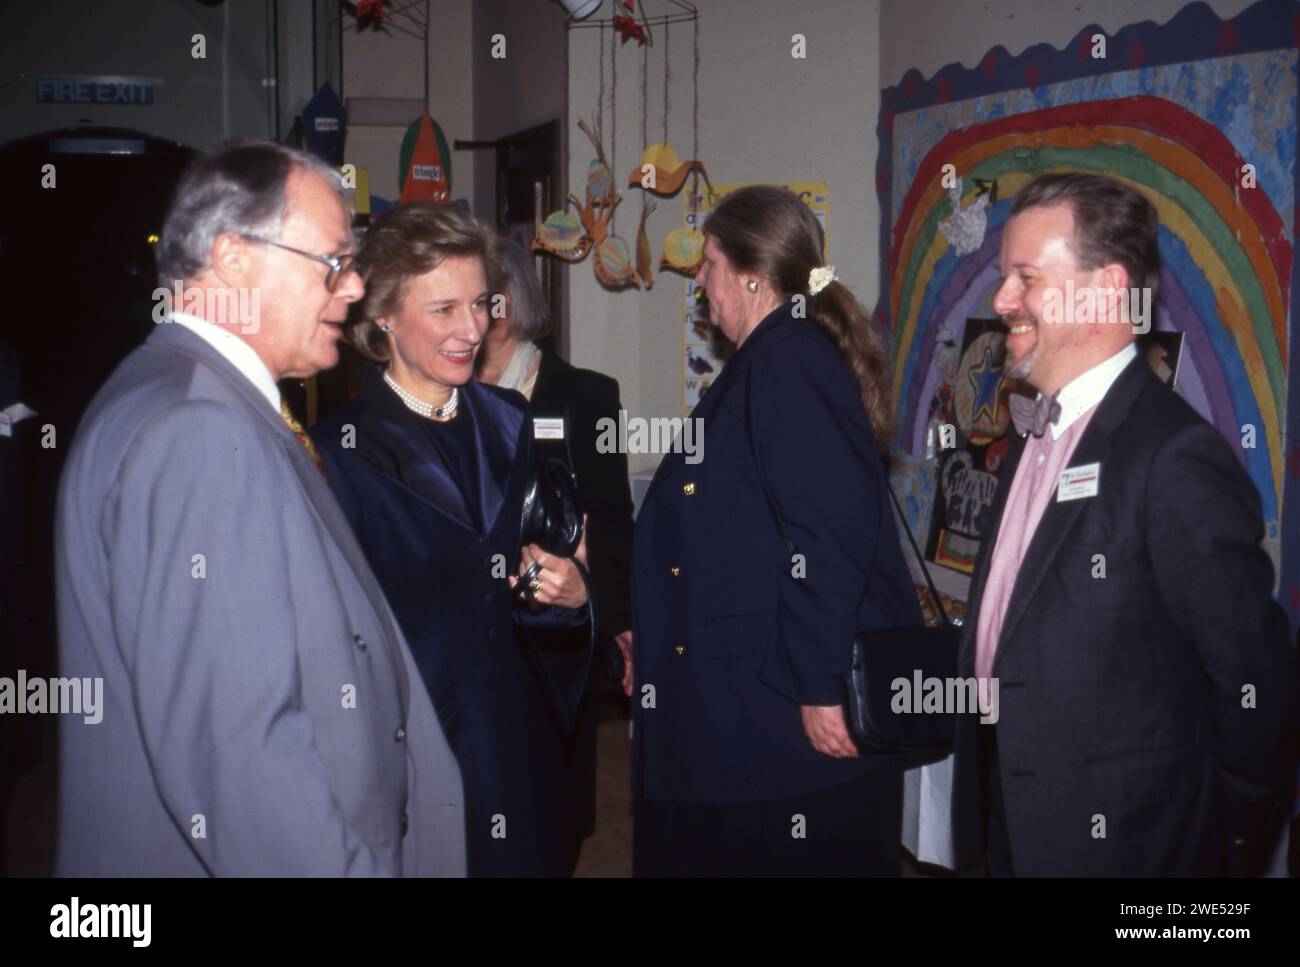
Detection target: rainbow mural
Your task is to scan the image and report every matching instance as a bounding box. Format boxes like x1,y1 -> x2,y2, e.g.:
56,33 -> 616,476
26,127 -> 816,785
876,0 -> 1300,628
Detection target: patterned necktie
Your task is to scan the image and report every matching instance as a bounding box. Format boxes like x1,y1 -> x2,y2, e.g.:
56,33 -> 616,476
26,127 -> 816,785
280,400 -> 325,474
1008,391 -> 1062,438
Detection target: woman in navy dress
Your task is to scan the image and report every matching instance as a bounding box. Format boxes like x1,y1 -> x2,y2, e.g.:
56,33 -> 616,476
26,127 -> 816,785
630,186 -> 923,876
313,203 -> 590,876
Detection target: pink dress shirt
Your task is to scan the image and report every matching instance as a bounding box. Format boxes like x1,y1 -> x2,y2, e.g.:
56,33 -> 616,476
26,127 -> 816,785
973,343 -> 1138,682
974,409 -> 1097,681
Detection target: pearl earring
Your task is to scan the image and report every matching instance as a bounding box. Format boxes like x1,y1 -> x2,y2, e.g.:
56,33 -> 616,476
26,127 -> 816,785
746,280 -> 759,293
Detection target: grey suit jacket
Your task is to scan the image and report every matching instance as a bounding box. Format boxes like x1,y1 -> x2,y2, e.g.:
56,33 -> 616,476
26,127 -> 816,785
54,323 -> 466,876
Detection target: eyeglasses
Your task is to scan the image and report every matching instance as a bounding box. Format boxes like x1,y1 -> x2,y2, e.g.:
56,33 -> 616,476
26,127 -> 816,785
242,235 -> 359,292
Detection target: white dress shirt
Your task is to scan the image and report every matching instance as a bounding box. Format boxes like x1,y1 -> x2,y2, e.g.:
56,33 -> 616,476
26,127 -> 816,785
169,312 -> 281,413
1045,341 -> 1138,439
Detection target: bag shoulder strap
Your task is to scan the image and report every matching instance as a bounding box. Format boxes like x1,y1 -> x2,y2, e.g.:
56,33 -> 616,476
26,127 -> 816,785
743,373 -> 953,627
884,483 -> 952,626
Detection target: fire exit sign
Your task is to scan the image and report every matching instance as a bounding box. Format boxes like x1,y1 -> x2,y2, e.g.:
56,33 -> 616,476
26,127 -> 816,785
37,76 -> 155,105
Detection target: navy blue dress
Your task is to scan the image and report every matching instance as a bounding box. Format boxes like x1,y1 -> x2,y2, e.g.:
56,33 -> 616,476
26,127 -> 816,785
313,366 -> 579,875
631,303 -> 924,875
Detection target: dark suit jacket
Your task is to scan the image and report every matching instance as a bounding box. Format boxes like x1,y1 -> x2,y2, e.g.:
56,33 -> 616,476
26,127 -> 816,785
951,354 -> 1298,875
528,349 -> 634,641
313,369 -> 572,875
522,350 -> 635,869
632,303 -> 923,803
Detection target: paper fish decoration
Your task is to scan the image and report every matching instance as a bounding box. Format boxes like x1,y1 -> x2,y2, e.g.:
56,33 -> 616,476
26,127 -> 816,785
587,153 -> 613,204
635,202 -> 657,289
628,144 -> 714,198
660,226 -> 705,275
533,211 -> 590,261
533,118 -> 642,292
533,119 -> 611,263
594,236 -> 641,290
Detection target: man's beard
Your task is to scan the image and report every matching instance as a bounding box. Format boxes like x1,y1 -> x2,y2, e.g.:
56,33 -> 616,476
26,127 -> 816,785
1003,316 -> 1037,380
1006,344 -> 1036,380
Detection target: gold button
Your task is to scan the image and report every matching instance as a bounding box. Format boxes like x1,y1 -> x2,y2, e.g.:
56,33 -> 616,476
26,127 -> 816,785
682,482 -> 696,496
674,645 -> 685,656
670,566 -> 681,577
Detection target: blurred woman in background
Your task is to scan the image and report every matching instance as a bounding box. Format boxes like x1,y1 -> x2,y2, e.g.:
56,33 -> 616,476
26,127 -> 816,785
477,238 -> 635,875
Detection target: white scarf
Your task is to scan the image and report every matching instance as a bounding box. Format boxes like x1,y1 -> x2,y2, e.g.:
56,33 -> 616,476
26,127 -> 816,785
497,340 -> 542,398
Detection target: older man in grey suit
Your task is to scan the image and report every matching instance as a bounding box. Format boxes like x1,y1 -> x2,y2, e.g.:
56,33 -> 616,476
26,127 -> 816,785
55,141 -> 465,875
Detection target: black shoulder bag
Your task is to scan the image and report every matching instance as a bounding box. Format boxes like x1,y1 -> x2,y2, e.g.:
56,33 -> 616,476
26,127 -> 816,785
744,381 -> 960,768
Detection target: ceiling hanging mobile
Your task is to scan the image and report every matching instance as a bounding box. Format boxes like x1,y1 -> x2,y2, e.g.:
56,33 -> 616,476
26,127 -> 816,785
536,0 -> 704,291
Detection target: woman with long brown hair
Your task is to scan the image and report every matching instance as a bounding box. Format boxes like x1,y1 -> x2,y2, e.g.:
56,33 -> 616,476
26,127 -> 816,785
630,185 -> 922,875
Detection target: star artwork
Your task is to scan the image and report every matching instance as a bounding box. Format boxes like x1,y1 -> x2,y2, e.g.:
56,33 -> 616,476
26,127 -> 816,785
966,345 -> 1004,428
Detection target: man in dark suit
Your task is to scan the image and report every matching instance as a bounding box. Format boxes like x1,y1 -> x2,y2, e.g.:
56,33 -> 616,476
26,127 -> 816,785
952,172 -> 1298,876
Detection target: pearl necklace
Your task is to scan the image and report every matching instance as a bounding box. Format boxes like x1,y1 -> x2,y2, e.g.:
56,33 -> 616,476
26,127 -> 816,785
383,370 -> 459,420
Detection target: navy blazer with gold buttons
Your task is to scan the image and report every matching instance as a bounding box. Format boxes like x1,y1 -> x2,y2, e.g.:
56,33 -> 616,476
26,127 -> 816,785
632,302 -> 923,804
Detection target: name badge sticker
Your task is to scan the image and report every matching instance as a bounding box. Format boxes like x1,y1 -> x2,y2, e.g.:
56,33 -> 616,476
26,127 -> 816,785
533,417 -> 565,440
1057,462 -> 1100,502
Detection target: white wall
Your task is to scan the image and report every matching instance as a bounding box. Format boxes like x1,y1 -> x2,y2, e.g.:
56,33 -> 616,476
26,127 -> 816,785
471,0 -> 569,219
567,0 -> 882,473
880,0 -> 1259,86
343,0 -> 475,204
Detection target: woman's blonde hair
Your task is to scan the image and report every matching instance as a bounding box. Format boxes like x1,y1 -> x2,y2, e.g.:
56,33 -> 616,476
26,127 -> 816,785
350,202 -> 498,363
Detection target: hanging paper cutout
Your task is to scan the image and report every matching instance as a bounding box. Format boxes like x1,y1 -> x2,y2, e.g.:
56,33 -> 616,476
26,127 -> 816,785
627,143 -> 713,198
535,210 -> 590,260
660,225 -> 704,275
535,118 -> 642,290
612,0 -> 648,47
302,84 -> 345,166
398,114 -> 452,204
636,201 -> 657,289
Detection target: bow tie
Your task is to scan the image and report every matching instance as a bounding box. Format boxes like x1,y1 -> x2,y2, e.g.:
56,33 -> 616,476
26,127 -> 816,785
1008,391 -> 1061,438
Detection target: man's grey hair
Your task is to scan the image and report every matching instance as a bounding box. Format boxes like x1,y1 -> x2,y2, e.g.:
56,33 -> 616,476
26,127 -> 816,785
495,237 -> 552,342
156,140 -> 350,284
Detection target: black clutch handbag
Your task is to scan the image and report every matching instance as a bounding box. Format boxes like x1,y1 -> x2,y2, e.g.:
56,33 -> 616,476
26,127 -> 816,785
514,455 -> 598,738
519,456 -> 583,558
745,381 -> 960,768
